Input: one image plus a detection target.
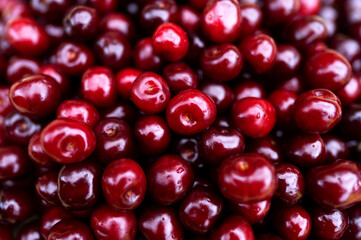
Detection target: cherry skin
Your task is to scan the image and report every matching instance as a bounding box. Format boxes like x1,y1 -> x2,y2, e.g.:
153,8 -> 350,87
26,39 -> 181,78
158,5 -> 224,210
246,135 -> 283,164
239,3 -> 263,38
270,44 -> 301,79
268,89 -> 298,128
0,145 -> 30,180
94,118 -> 134,165
147,154 -> 195,205
57,160 -> 101,210
234,80 -> 266,100
38,64 -> 70,96
131,72 -> 170,114
166,89 -> 217,135
201,0 -> 242,43
102,158 -> 146,210
307,160 -> 361,209
256,234 -> 283,240
179,186 -> 223,234
40,206 -> 73,239
115,68 -> 142,100
329,34 -> 361,64
231,97 -> 276,138
211,215 -> 255,240
264,0 -> 300,26
299,0 -> 320,15
56,99 -> 100,127
231,199 -> 271,224
134,115 -> 171,156
201,43 -> 243,82
44,23 -> 67,47
10,74 -> 61,118
30,0 -> 70,22
343,204 -> 361,240
275,163 -> 305,204
63,5 -> 99,41
162,62 -> 198,94
152,23 -> 189,62
48,219 -> 94,240
323,134 -> 350,163
272,205 -> 311,240
200,126 -> 245,166
293,89 -> 342,134
35,170 -> 59,205
217,153 -> 277,203
178,6 -> 200,32
100,102 -> 136,124
139,205 -> 184,240
81,66 -> 117,108
88,0 -> 118,14
239,33 -> 277,74
41,119 -> 96,164
304,49 -> 352,91
310,205 -> 348,240
0,87 -> 14,116
172,136 -> 204,171
90,204 -> 137,240
6,56 -> 40,84
340,104 -> 361,140
200,82 -> 234,113
0,225 -> 12,240
16,220 -> 41,240
6,17 -> 49,56
133,37 -> 163,72
337,75 -> 361,106
99,13 -> 136,41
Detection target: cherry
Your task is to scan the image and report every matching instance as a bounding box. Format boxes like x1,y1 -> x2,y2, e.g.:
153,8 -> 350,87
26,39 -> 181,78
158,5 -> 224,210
35,170 -> 59,205
246,135 -> 283,164
134,115 -> 171,156
152,23 -> 189,62
16,220 -> 41,240
139,205 -> 184,240
299,0 -> 321,15
268,89 -> 298,128
201,0 -> 242,43
48,219 -> 94,240
6,17 -> 49,56
323,134 -> 350,163
166,89 -> 217,135
210,215 -> 255,240
100,102 -> 136,124
231,199 -> 271,224
90,204 -> 137,240
239,3 -> 263,38
147,154 -> 195,205
231,97 -> 276,138
94,118 -> 134,165
100,13 -> 136,41
179,186 -> 223,234
57,160 -> 101,210
270,45 -> 301,79
178,6 -> 200,32
234,80 -> 266,100
2,2 -> 32,24
133,37 -> 163,72
200,126 -> 245,166
56,99 -> 100,127
38,64 -> 71,96
319,5 -> 338,37
0,145 -> 30,180
102,158 -> 146,210
189,0 -> 208,11
264,0 -> 300,26
340,104 -> 361,139
201,43 -> 243,82
30,0 -> 70,22
89,0 -> 118,14
0,87 -> 14,116
293,89 -> 342,134
307,160 -> 361,209
40,206 -> 73,239
163,62 -> 198,94
131,72 -> 170,114
217,153 -> 277,203
200,82 -> 234,113
41,119 -> 96,164
10,74 -> 61,118
6,56 -> 40,84
44,24 -> 67,47
343,204 -> 361,240
330,34 -> 361,64
172,136 -> 204,171
115,68 -> 142,100
336,75 -> 361,106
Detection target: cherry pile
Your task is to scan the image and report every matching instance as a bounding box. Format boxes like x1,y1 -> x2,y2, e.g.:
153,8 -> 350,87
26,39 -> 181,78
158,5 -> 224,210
2,0 -> 361,239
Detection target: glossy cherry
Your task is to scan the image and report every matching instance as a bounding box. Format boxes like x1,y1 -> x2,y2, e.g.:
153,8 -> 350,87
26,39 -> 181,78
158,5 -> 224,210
217,153 -> 277,203
102,158 -> 146,210
35,170 -> 59,205
246,135 -> 283,164
178,6 -> 200,32
330,34 -> 361,64
133,37 -> 163,72
239,3 -> 263,38
41,119 -> 96,164
0,145 -> 30,180
100,102 -> 136,124
323,134 -> 350,163
231,199 -> 271,224
270,45 -> 301,79
340,104 -> 361,140
115,68 -> 142,100
6,56 -> 40,84
337,75 -> 361,106
147,154 -> 195,205
48,219 -> 94,240
40,206 -> 73,239
15,220 -> 41,240
0,87 -> 14,116
172,136 -> 204,171
264,0 -> 300,26
30,0 -> 70,21
163,62 -> 198,94
211,215 -> 255,240
234,80 -> 266,100
38,64 -> 70,96
268,89 -> 297,128
343,204 -> 361,240
299,0 -> 320,15
100,13 -> 136,41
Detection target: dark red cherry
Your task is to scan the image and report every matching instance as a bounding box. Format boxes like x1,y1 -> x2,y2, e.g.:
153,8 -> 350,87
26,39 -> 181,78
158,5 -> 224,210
131,72 -> 170,114
217,153 -> 277,203
189,0 -> 208,11
0,146 -> 30,180
200,126 -> 245,166
6,56 -> 40,84
240,33 -> 277,74
134,115 -> 171,156
304,49 -> 352,91
330,34 -> 361,64
323,134 -> 350,163
94,118 -> 134,165
100,13 -> 136,41
272,205 -> 311,240
6,17 -> 49,56
48,219 -> 94,240
30,0 -> 70,21
115,68 -> 142,100
201,43 -> 243,82
10,74 -> 61,118
88,0 -> 118,14
340,104 -> 361,140
133,37 -> 163,72
231,199 -> 271,224
319,5 -> 338,37
307,160 -> 361,209
178,6 -> 200,32
35,170 -> 59,205
90,204 -> 137,240
231,97 -> 276,138
268,89 -> 298,128
0,87 -> 14,116
81,66 -> 117,108
163,62 -> 198,94
94,32 -> 131,70
15,220 -> 41,240
2,2 -> 32,23
239,3 -> 263,38
342,204 -> 361,240
179,187 -> 223,234
40,206 -> 73,239
234,80 -> 266,100
211,215 -> 255,240
102,158 -> 146,210
166,89 -> 217,135
337,75 -> 361,106
56,99 -> 100,127
200,82 -> 234,113
38,64 -> 70,96
246,136 -> 283,164
277,75 -> 304,93
201,0 -> 242,43
152,23 -> 189,62
147,155 -> 195,205
172,136 -> 204,171
0,225 -> 12,240
139,205 -> 184,240
58,160 -> 101,210
270,45 -> 301,79
100,102 -> 136,124
293,89 -> 342,134
264,0 -> 300,26
44,24 -> 66,47
41,119 -> 96,164
299,0 -> 320,15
